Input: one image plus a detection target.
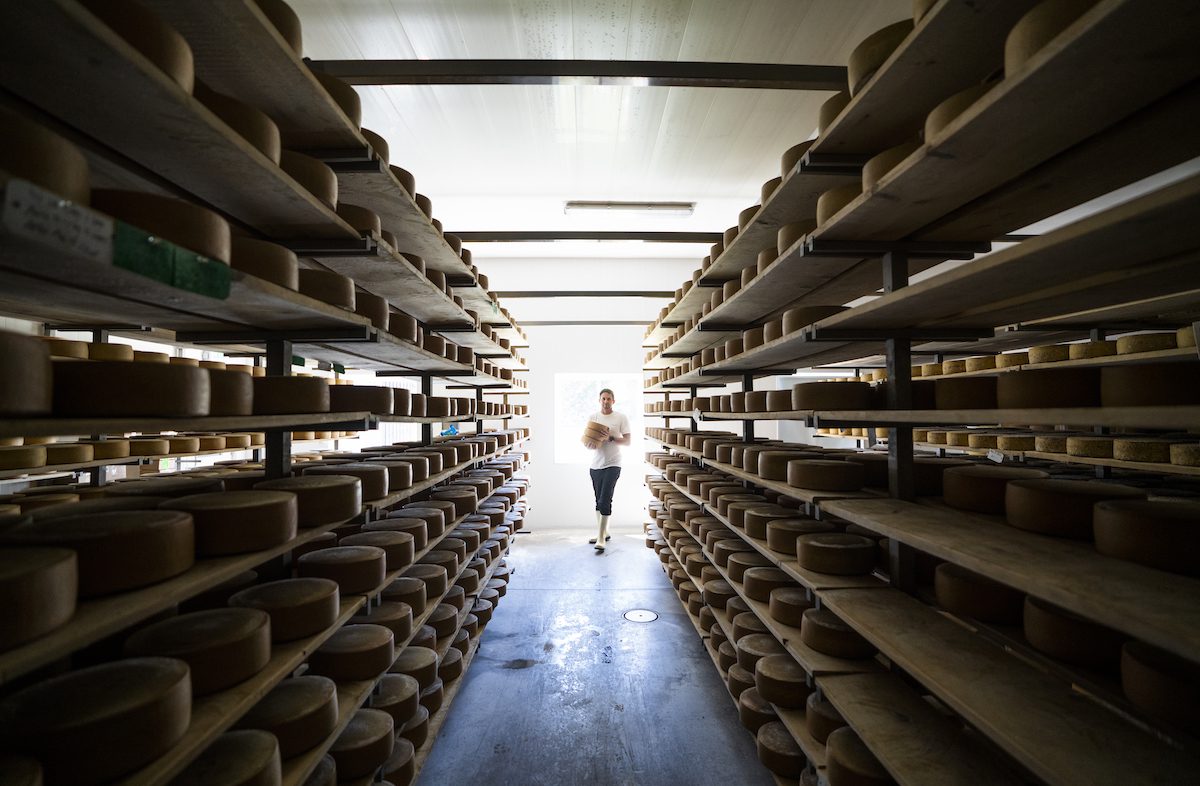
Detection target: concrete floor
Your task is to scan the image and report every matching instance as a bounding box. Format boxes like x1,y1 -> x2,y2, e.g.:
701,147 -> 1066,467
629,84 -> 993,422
416,503 -> 774,786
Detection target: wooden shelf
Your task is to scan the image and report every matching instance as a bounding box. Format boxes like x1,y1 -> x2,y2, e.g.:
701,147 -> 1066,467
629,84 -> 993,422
0,444 -> 262,481
407,634 -> 483,784
1022,450 -> 1200,478
770,706 -> 827,773
820,497 -> 1200,663
645,327 -> 736,369
0,412 -> 372,440
298,333 -> 469,375
437,327 -> 521,363
820,588 -> 1199,786
812,407 -> 1200,430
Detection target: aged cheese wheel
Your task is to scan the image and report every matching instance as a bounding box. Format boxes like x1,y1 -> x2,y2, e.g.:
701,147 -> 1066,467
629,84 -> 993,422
745,507 -> 797,539
302,463 -> 387,501
309,624 -> 394,681
161,490 -> 296,556
195,82 -> 280,166
743,567 -> 793,602
341,532 -> 414,573
1113,438 -> 1172,463
862,139 -> 920,190
229,577 -> 338,643
1006,0 -> 1104,74
1,110 -> 91,205
388,164 -> 416,197
173,729 -> 280,786
0,755 -> 42,786
407,563 -> 448,597
755,721 -> 806,778
371,673 -> 419,728
806,690 -> 847,743
996,434 -> 1036,451
1093,499 -> 1200,576
731,611 -> 769,644
787,460 -> 865,491
0,547 -> 77,651
792,381 -> 872,410
297,546 -> 386,594
1178,325 -> 1197,348
336,203 -> 381,236
298,268 -> 355,312
1034,434 -> 1067,453
818,91 -> 851,133
125,608 -> 270,695
0,446 -> 46,471
781,139 -> 815,178
252,376 -> 329,415
728,662 -> 756,699
934,377 -> 997,409
330,708 -> 393,779
109,476 -> 225,498
53,360 -> 209,417
198,435 -> 228,450
1121,640 -> 1200,734
352,291 -> 390,332
797,533 -> 876,575
254,475 -> 360,527
0,656 -> 191,784
996,368 -> 1100,408
925,79 -> 993,139
426,602 -> 458,639
0,510 -> 193,597
398,704 -> 430,747
311,71 -> 362,127
758,450 -> 820,480
827,726 -> 893,786
848,20 -> 913,94
251,0 -> 302,55
329,385 -> 393,416
79,0 -> 195,92
1068,340 -> 1117,360
934,563 -> 1023,624
1170,443 -> 1200,467
1023,595 -> 1124,670
777,220 -> 815,255
166,436 -> 201,454
965,355 -> 997,372
754,653 -> 811,708
1005,479 -> 1144,540
966,433 -> 998,449
87,342 -> 133,361
390,645 -> 438,688
1101,362 -> 1200,406
279,151 -> 337,208
1028,344 -> 1069,364
767,519 -> 835,558
995,352 -> 1028,368
1116,333 -> 1177,355
382,576 -> 427,615
92,189 -> 230,263
800,607 -> 875,658
1067,435 -> 1112,458
40,336 -> 89,359
816,184 -> 862,226
737,687 -> 779,733
942,465 -> 1049,514
44,443 -> 93,464
727,551 -> 773,584
396,505 -> 447,536
736,633 -> 787,672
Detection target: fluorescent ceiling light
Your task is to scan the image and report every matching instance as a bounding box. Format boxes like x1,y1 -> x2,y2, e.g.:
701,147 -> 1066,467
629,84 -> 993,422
564,200 -> 695,216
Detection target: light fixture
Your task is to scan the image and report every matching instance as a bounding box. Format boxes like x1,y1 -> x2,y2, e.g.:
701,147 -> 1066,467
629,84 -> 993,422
563,200 -> 695,216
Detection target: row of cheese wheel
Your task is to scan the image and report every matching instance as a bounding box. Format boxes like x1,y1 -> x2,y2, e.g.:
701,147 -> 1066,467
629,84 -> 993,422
915,428 -> 1200,466
0,433 -> 263,474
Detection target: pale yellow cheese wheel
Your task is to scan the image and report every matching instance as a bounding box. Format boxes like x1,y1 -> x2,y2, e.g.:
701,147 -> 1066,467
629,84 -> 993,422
1069,340 -> 1117,359
848,20 -> 914,94
311,71 -> 362,127
0,547 -> 78,651
1112,439 -> 1171,463
862,138 -> 920,190
925,81 -> 994,140
230,237 -> 300,290
816,184 -> 862,226
1028,344 -> 1069,364
91,189 -> 230,263
1170,443 -> 1200,467
195,83 -> 280,164
167,436 -> 201,453
1066,435 -> 1113,458
279,151 -> 337,209
965,355 -> 997,372
800,607 -> 875,658
40,336 -> 89,359
44,443 -> 94,464
229,577 -> 339,642
360,128 -> 389,165
251,0 -> 302,54
130,438 -> 171,456
777,219 -> 816,255
390,645 -> 438,688
1005,0 -> 1101,74
780,139 -> 815,178
298,268 -> 355,311
1034,434 -> 1067,453
818,91 -> 851,134
0,446 -> 46,470
79,0 -> 195,92
1116,333 -> 1176,354
760,177 -> 782,204
995,351 -> 1027,368
308,624 -> 395,681
133,351 -> 169,363
254,475 -> 361,527
0,109 -> 90,205
124,607 -> 271,695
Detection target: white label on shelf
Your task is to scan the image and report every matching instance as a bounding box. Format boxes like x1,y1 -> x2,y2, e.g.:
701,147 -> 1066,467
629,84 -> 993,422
2,179 -> 111,264
987,449 -> 1005,464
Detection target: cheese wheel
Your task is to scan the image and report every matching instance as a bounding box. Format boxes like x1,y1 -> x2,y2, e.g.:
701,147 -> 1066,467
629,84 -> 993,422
407,564 -> 448,597
110,476 -> 225,498
79,0 -> 194,92
1113,438 -> 1172,463
766,519 -> 835,557
1101,362 -> 1200,406
736,633 -> 787,673
297,268 -> 355,311
371,673 -> 419,727
744,507 -> 797,539
1034,434 -> 1067,453
44,443 -> 93,464
738,687 -> 779,733
777,219 -> 816,255
253,475 -> 360,527
53,360 -> 209,417
996,434 -> 1036,451
426,602 -> 459,639
796,533 -> 876,575
862,139 -> 920,190
766,587 -> 811,630
1006,0 -> 1104,74
330,709 -> 393,779
167,436 -> 201,454
848,20 -> 913,94
86,342 -> 133,361
920,362 -> 943,377
995,352 -> 1028,368
382,576 -> 426,615
1066,435 -> 1112,458
728,662 -> 756,699
0,547 -> 77,651
1178,325 -> 1197,348
250,0 -> 302,54
965,355 -> 997,372
800,607 -> 875,658
328,385 -> 393,416
0,446 -> 46,470
336,202 -> 381,235
40,336 -> 89,359
805,690 -> 847,743
827,726 -> 893,786
742,567 -> 793,602
934,376 -> 997,409
1121,640 -> 1200,734
1023,595 -> 1124,670
388,165 -> 416,197
1116,333 -> 1177,355
198,435 -> 227,450
941,359 -> 966,375
816,184 -> 862,226
818,91 -> 851,133
1005,479 -> 1145,540
0,656 -> 191,784
1170,443 -> 1200,467
1,110 -> 90,205
308,623 -> 394,681
934,563 -> 1023,624
16,493 -> 80,513
310,70 -> 362,127
297,545 -> 386,593
124,608 -> 270,695
753,653 -> 811,708
758,450 -> 819,480
160,490 -> 296,556
760,177 -> 782,203
172,729 -> 280,786
925,79 -> 994,139
0,510 -> 193,597
195,82 -> 280,166
279,151 -> 337,208
440,645 -> 466,682
390,645 -> 438,688
1028,344 -> 1069,364
755,721 -> 806,778
92,189 -> 230,263
996,367 -> 1100,408
1093,499 -> 1200,576
398,705 -> 430,748
792,381 -> 872,410
1067,340 -> 1117,360
229,237 -> 299,290
942,465 -> 1049,514
780,138 -> 815,179
229,578 -> 339,642
787,459 -> 865,491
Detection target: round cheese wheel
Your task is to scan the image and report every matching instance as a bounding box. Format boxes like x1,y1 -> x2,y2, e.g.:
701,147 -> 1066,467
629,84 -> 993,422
279,151 -> 337,208
0,547 -> 77,651
230,237 -> 299,289
996,367 -> 1100,408
965,355 -> 997,372
398,704 -> 430,748
0,656 -> 191,784
738,686 -> 779,733
407,564 -> 448,597
1093,499 -> 1200,576
792,381 -> 872,410
1112,438 -> 1172,463
53,360 -> 209,417
43,443 -> 93,464
124,608 -> 270,695
229,577 -> 338,643
330,708 -> 393,779
426,602 -> 459,639
755,721 -> 806,778
1005,479 -> 1144,540
925,80 -> 993,139
781,139 -> 815,178
1066,436 -> 1112,458
806,690 -> 847,743
92,189 -> 230,263
328,385 -> 394,416
800,607 -> 875,658
440,645 -> 465,683
766,519 -> 835,558
1034,434 -> 1067,453
173,729 -> 280,786
1023,595 -> 1124,670
382,576 -> 427,614
79,0 -> 194,92
1006,0 -> 1103,74
251,376 -> 330,415
390,645 -> 438,688
1116,333 -> 1177,355
336,202 -> 381,236
198,435 -> 228,450
297,546 -> 386,593
934,376 -> 997,409
1121,640 -> 1200,734
111,476 -> 225,498
1068,340 -> 1117,360
1178,325 -> 1197,348
942,464 -> 1051,515
371,673 -> 419,726
253,475 -> 360,527
754,653 -> 811,708
1101,362 -> 1200,406
0,446 -> 46,470
1028,344 -> 1069,364
743,567 -> 793,602
818,91 -> 851,133
251,0 -> 302,54
862,139 -> 920,190
1,110 -> 90,205
167,436 -> 201,453
1170,443 -> 1200,467
736,632 -> 787,672
731,611 -> 769,644
827,726 -> 893,786
728,662 -> 756,699
787,460 -> 865,491
308,623 -> 394,681
848,20 -> 913,94
1,510 -> 193,597
797,533 -> 876,575
389,165 -> 416,196
996,352 -> 1028,368
195,83 -> 280,166
297,268 -> 355,312
40,336 -> 88,359
87,342 -> 133,361
817,184 -> 862,226
310,71 -> 362,127
996,434 -> 1036,451
744,507 -> 797,540
934,563 -> 1024,624
161,490 -> 296,556
727,551 -> 773,584
341,531 -> 414,573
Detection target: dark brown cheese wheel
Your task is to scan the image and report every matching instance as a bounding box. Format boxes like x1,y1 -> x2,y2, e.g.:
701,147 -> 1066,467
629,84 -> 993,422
1093,499 -> 1200,576
768,587 -> 813,628
52,360 -> 209,417
430,487 -> 477,518
738,687 -> 779,733
782,305 -> 847,336
744,507 -> 799,540
297,545 -> 386,594
713,538 -> 756,567
406,563 -> 448,597
302,755 -> 335,786
297,268 -> 355,312
727,663 -> 756,699
787,459 -> 865,491
173,729 -> 280,786
736,632 -> 787,671
743,567 -> 794,602
758,450 -> 821,480
329,385 -> 393,416
755,721 -> 807,778
717,493 -> 766,518
382,576 -> 427,615
420,678 -> 445,713
934,376 -> 998,409
1121,640 -> 1200,735
391,645 -> 439,689
766,519 -> 836,557
934,563 -> 1023,624
372,517 -> 428,551
1005,479 -> 1145,540
341,531 -> 414,572
351,599 -> 413,642
420,549 -> 459,579
797,533 -> 876,575
754,653 -> 812,708
91,189 -> 229,263
331,708 -> 394,779
0,510 -> 193,597
1101,362 -> 1200,406
399,705 -> 430,748
2,108 -> 90,206
440,645 -> 466,683
237,675 -> 337,758
701,578 -> 736,609
0,657 -> 190,785
124,607 -> 270,695
229,578 -> 339,642
371,673 -> 419,727
827,726 -> 895,786
426,603 -> 458,639
996,368 -> 1100,408
806,690 -> 847,743
471,597 -> 494,626
253,475 -> 360,527
308,624 -> 394,681
302,463 -> 388,501
400,504 -> 450,536
0,547 -> 77,651
160,490 -> 296,556
252,376 -> 329,415
800,607 -> 876,659
1023,595 -> 1124,670
365,461 -> 413,493
732,611 -> 769,643
0,333 -> 52,416
727,551 -> 772,582
336,203 -> 381,237
942,465 -> 1050,515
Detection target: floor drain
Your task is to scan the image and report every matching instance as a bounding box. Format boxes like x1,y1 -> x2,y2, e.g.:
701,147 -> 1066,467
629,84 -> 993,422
624,609 -> 659,623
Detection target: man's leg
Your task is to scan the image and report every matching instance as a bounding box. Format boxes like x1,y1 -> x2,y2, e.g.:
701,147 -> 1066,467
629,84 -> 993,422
595,467 -> 621,550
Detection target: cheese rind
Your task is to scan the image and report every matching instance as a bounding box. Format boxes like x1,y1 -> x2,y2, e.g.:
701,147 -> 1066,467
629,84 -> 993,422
53,360 -> 210,417
91,190 -> 229,263
172,729 -> 280,786
253,475 -> 360,527
123,608 -> 271,695
755,721 -> 807,778
1093,499 -> 1200,576
1005,478 -> 1144,540
0,547 -> 77,651
308,624 -> 395,681
935,563 -> 1024,624
160,490 -> 297,556
330,708 -> 394,779
826,726 -> 892,786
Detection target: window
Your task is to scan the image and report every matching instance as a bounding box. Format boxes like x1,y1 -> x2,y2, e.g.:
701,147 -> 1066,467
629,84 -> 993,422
553,372 -> 642,464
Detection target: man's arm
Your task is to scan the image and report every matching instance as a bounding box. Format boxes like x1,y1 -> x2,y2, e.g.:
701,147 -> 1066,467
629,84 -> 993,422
610,415 -> 632,446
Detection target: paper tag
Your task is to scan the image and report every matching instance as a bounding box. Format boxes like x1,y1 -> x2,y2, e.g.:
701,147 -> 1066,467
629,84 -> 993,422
987,449 -> 1005,464
2,179 -> 110,264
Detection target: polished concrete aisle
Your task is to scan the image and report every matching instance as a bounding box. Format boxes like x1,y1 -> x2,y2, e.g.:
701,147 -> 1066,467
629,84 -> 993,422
416,513 -> 775,786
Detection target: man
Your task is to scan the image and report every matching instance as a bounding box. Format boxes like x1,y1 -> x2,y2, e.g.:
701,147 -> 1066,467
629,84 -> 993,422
586,387 -> 630,553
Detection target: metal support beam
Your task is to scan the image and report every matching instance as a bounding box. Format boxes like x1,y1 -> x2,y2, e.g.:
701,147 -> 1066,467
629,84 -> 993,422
805,238 -> 989,259
494,291 -> 673,298
881,250 -> 917,590
178,327 -> 374,344
421,377 -> 433,446
264,339 -> 293,480
447,231 -> 722,243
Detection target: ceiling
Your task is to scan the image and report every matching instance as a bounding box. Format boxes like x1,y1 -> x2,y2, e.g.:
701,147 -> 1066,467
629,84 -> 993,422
290,0 -> 912,323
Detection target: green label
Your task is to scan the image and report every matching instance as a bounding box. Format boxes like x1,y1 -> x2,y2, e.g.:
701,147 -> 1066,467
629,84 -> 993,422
173,249 -> 231,299
112,222 -> 174,284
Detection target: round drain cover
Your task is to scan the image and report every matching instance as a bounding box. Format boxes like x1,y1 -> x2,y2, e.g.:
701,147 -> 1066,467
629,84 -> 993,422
624,609 -> 658,623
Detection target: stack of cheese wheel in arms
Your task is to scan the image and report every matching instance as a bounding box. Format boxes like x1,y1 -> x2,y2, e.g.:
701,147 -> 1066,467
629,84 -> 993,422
581,420 -> 610,450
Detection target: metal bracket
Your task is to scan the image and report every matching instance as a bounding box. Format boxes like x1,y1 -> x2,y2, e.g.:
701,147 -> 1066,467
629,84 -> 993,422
808,326 -> 994,342
177,326 -> 375,344
428,322 -> 477,333
799,151 -> 871,175
804,238 -> 988,259
282,236 -> 375,257
697,321 -> 751,332
306,146 -> 376,164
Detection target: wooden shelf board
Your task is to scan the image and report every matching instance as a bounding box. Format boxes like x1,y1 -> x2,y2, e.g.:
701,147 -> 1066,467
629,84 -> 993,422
1022,450 -> 1200,477
645,327 -> 738,369
813,406 -> 1200,430
0,412 -> 373,440
0,444 -> 264,481
436,327 -> 519,361
819,497 -> 1200,662
301,333 -> 468,374
771,705 -> 827,772
819,588 -> 1200,786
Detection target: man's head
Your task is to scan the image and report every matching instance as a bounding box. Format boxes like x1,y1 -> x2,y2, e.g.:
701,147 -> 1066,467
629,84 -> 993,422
599,388 -> 615,414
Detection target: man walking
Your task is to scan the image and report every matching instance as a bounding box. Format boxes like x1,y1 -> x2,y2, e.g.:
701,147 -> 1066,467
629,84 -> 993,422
586,388 -> 630,553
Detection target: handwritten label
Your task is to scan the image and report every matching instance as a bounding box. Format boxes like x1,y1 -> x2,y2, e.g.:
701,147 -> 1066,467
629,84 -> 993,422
987,449 -> 1005,464
3,179 -> 110,264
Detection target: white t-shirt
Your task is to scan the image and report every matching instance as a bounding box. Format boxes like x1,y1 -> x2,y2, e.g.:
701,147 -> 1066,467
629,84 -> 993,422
588,410 -> 630,470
